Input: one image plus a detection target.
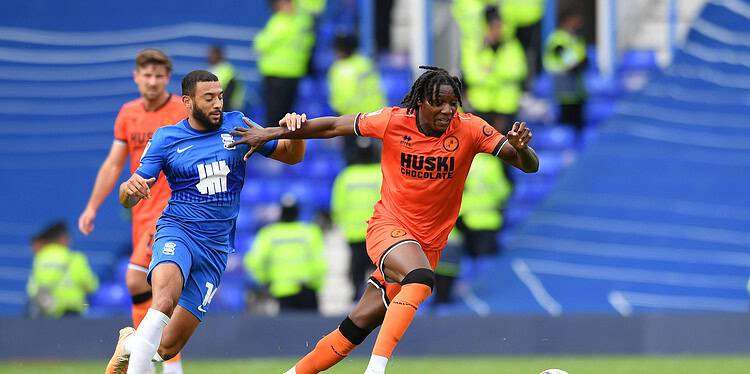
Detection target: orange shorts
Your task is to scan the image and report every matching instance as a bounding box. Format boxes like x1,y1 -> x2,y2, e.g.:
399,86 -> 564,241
129,225 -> 155,271
365,217 -> 442,304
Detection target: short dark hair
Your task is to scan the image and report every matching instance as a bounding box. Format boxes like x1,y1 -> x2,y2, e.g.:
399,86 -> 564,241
334,34 -> 358,57
484,5 -> 500,23
182,70 -> 219,97
559,6 -> 583,24
400,66 -> 463,114
279,195 -> 299,222
32,221 -> 68,245
267,0 -> 291,7
135,48 -> 173,73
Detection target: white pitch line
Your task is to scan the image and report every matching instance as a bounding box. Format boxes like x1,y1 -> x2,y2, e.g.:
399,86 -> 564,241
529,212 -> 750,247
511,259 -> 562,316
608,291 -> 633,317
548,191 -> 750,222
522,258 -> 746,290
609,290 -> 748,313
512,234 -> 750,267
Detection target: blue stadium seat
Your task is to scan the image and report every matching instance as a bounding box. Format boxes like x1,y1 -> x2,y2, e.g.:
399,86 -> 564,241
511,179 -> 550,204
297,77 -> 320,101
532,73 -> 554,98
535,151 -> 565,177
618,50 -> 659,72
213,281 -> 246,313
584,71 -> 622,98
585,45 -> 598,73
585,97 -> 616,124
294,100 -> 329,118
532,125 -> 576,151
90,282 -> 129,309
380,69 -> 412,105
308,154 -> 345,178
114,257 -> 130,282
503,203 -> 535,228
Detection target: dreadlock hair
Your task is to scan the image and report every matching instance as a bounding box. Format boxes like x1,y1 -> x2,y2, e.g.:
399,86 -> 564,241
400,66 -> 463,115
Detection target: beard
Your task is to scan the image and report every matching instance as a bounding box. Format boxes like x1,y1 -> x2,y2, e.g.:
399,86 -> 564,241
193,107 -> 223,131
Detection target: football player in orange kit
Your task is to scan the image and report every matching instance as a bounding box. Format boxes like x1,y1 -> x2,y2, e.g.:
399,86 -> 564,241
78,49 -> 186,373
230,66 -> 539,374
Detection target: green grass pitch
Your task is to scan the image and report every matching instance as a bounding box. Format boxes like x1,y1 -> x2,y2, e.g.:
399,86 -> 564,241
1,356 -> 749,373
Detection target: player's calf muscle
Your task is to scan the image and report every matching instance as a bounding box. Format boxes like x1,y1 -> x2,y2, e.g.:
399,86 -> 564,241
158,342 -> 181,361
349,286 -> 386,329
125,269 -> 150,294
151,293 -> 178,315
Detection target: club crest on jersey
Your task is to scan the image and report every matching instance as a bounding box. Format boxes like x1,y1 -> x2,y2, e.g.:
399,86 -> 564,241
162,242 -> 176,255
443,136 -> 459,152
221,133 -> 236,150
391,229 -> 406,238
400,135 -> 413,148
482,125 -> 494,137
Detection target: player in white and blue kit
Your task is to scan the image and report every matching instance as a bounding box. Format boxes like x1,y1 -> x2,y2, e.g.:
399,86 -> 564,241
105,70 -> 306,374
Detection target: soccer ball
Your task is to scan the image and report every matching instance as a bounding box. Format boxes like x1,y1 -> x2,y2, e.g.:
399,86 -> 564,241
540,370 -> 569,374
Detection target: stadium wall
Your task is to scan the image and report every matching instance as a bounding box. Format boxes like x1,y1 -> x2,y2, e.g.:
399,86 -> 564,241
3,314 -> 750,359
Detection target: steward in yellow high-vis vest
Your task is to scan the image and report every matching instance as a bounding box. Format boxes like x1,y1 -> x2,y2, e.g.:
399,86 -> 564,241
462,6 -> 527,131
457,153 -> 512,257
331,139 -> 381,299
208,45 -> 246,112
255,0 -> 315,123
328,34 -> 386,117
543,11 -> 587,131
244,197 -> 326,312
27,222 -> 99,318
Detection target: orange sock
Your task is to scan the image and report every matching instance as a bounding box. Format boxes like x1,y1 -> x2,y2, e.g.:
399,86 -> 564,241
295,329 -> 357,374
166,352 -> 182,363
372,283 -> 431,358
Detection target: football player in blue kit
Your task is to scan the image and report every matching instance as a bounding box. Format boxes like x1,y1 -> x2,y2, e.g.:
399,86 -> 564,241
105,70 -> 307,374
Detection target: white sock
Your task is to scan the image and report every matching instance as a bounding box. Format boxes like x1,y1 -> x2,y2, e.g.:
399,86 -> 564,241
283,366 -> 297,374
127,309 -> 170,374
365,354 -> 388,373
163,360 -> 183,374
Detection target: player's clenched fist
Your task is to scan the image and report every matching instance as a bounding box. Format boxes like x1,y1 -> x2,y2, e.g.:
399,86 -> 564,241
121,174 -> 156,205
506,121 -> 533,149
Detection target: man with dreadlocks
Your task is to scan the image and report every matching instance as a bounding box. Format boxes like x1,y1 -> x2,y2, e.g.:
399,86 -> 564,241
229,66 -> 539,374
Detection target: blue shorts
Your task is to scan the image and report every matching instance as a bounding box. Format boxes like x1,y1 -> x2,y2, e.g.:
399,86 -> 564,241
148,225 -> 228,321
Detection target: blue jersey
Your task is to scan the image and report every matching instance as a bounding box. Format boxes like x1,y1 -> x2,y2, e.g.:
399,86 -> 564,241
136,111 -> 277,253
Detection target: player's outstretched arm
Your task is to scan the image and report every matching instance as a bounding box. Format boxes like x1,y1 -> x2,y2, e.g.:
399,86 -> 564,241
230,113 -> 357,160
118,173 -> 156,209
499,122 -> 539,173
79,141 -> 128,235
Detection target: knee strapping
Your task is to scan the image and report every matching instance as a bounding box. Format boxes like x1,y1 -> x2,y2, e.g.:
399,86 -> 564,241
400,268 -> 435,291
338,317 -> 374,345
131,291 -> 153,305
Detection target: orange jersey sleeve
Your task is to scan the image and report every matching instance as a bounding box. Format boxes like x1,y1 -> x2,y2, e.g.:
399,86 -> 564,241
114,108 -> 128,142
466,114 -> 505,156
355,107 -> 396,139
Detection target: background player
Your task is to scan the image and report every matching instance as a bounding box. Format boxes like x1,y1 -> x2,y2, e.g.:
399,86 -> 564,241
77,49 -> 186,373
105,70 -> 305,374
229,66 -> 539,374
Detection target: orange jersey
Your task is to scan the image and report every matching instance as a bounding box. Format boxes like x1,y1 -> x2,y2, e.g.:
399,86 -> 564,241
113,95 -> 187,257
355,106 -> 504,251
